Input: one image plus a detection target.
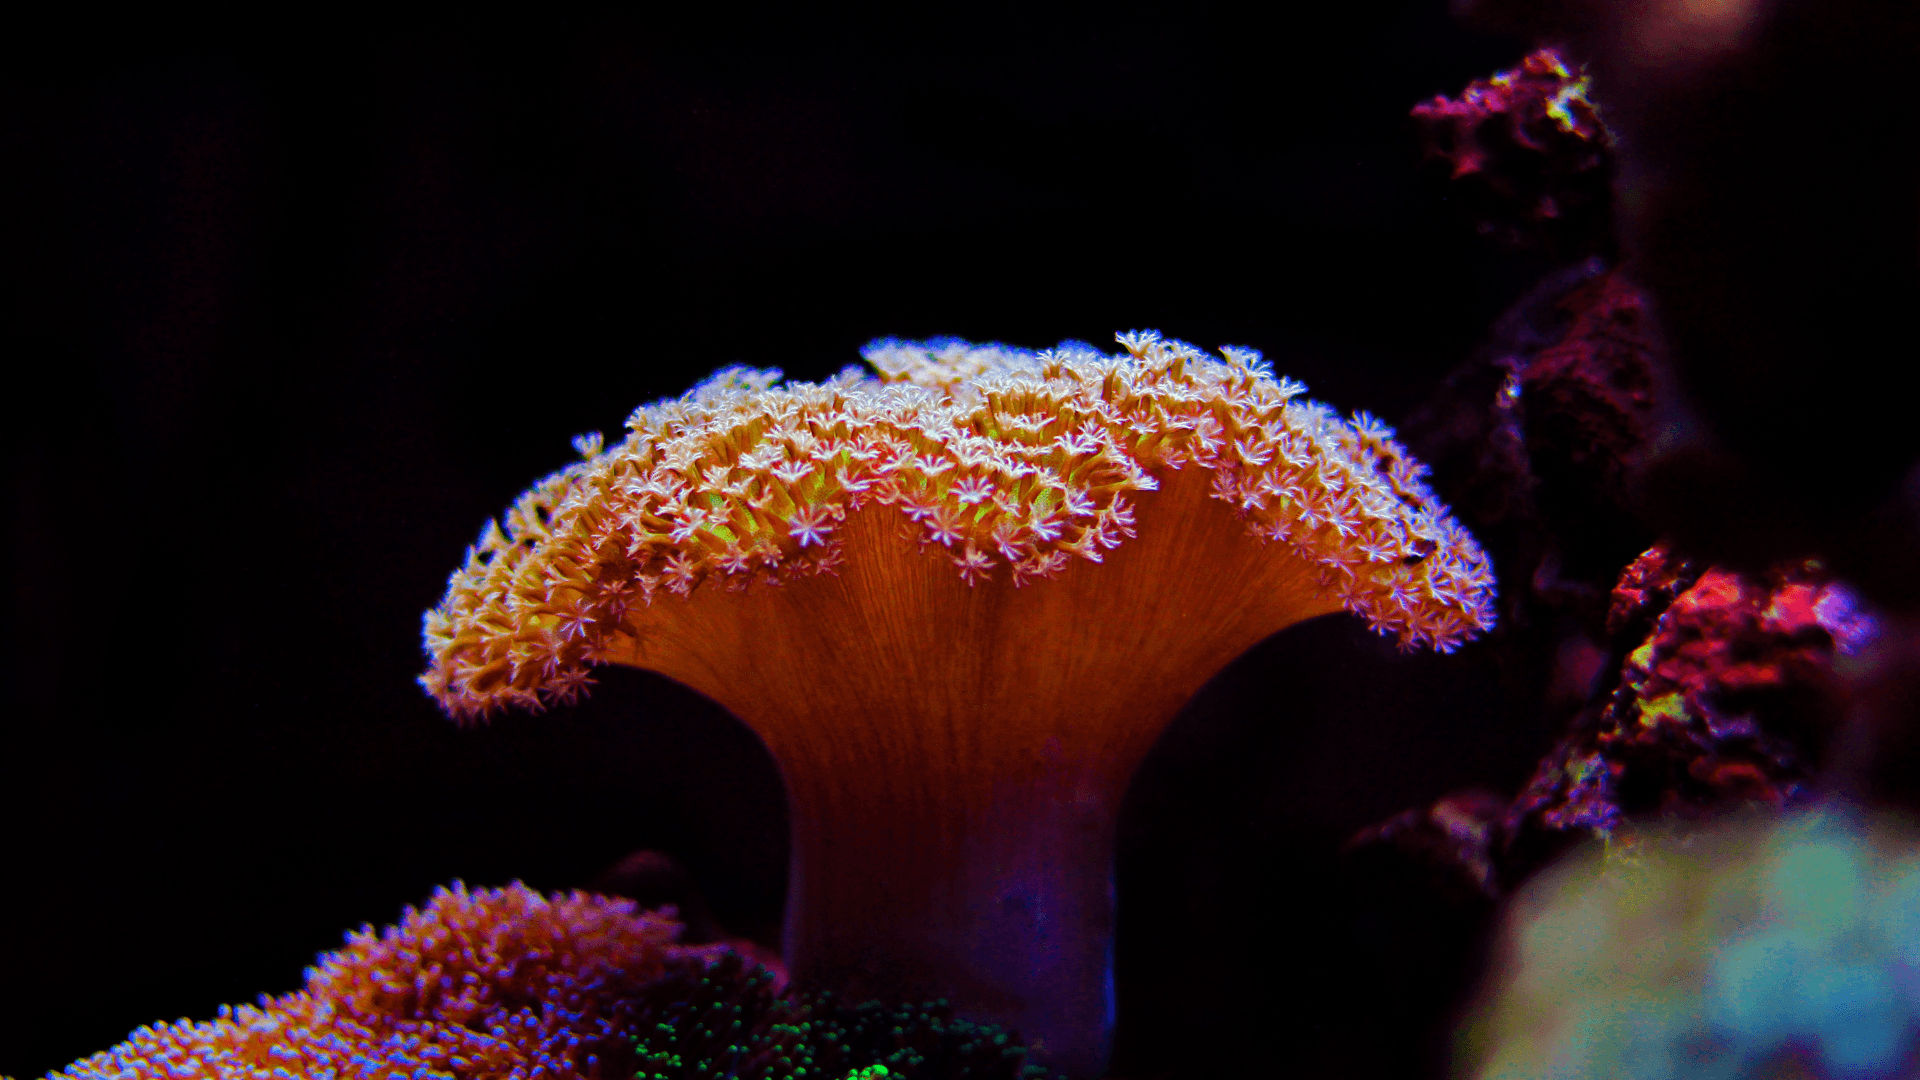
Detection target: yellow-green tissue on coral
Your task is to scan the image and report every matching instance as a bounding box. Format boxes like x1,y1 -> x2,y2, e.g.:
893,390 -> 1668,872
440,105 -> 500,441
1458,807 -> 1920,1080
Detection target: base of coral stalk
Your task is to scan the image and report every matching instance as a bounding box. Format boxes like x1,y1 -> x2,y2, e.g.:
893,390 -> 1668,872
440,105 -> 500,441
782,770 -> 1119,1079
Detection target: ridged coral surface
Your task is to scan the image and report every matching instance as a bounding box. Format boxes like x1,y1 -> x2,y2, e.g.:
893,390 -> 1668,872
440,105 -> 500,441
421,331 -> 1496,719
49,883 -> 704,1080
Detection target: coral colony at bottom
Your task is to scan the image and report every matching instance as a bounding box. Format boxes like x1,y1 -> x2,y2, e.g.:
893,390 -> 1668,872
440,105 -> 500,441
44,883 -> 1053,1080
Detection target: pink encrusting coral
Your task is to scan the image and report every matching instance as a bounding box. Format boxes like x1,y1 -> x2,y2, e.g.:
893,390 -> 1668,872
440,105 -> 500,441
49,883 -> 709,1080
417,331 -> 1497,1077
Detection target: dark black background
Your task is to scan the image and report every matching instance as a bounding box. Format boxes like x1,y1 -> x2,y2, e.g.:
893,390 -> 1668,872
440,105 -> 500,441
6,9 -> 1554,1077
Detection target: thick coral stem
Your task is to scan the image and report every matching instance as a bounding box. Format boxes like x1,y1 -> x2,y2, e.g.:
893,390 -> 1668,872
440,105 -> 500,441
783,759 -> 1123,1078
605,467 -> 1343,1075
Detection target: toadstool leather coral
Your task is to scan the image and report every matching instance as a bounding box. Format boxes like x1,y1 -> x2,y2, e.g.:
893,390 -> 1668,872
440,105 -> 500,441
419,330 -> 1498,1075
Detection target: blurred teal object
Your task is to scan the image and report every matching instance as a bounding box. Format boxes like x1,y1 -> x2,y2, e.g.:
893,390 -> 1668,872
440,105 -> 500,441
1458,808 -> 1920,1078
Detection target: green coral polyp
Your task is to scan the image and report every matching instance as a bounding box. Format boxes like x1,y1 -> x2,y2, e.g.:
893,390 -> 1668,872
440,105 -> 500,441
632,991 -> 1053,1080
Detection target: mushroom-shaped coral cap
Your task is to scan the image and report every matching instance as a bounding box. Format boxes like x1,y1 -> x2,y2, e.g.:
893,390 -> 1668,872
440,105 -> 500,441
425,332 -> 1493,715
420,331 -> 1496,1077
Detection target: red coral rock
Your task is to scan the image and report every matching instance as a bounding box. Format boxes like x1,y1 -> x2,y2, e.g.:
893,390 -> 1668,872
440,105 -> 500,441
1344,788 -> 1508,904
1402,263 -> 1662,649
1604,541 -> 1700,639
1503,548 -> 1872,876
1353,545 -> 1874,900
1411,48 -> 1614,258
1516,270 -> 1657,519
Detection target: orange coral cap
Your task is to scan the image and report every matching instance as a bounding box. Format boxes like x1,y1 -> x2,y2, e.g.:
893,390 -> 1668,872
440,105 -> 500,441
421,331 -> 1497,719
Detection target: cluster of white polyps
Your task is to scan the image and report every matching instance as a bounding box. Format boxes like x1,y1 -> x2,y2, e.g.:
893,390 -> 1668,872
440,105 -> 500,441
421,330 -> 1496,719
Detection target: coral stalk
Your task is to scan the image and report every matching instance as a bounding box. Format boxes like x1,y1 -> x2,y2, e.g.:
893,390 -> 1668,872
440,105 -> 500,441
616,464 -> 1343,1069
